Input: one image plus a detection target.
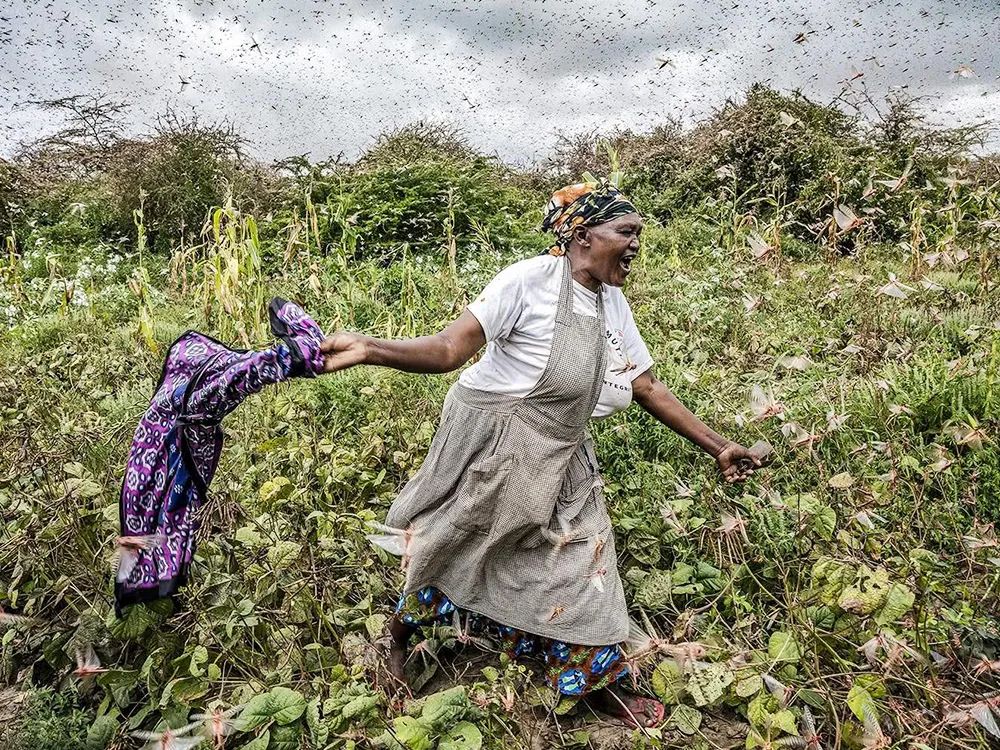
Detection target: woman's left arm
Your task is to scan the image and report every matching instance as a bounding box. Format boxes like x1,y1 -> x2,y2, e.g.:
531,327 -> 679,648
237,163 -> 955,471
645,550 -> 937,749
632,368 -> 761,483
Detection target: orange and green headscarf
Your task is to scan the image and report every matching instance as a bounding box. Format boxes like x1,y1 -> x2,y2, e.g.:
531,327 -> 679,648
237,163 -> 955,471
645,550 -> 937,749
540,179 -> 637,256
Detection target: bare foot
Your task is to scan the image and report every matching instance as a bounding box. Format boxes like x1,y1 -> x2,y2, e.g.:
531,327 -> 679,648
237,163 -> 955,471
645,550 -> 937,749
585,684 -> 664,728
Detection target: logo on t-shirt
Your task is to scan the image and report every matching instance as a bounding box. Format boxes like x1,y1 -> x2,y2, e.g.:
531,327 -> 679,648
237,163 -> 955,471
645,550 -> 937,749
606,328 -> 637,377
603,328 -> 636,404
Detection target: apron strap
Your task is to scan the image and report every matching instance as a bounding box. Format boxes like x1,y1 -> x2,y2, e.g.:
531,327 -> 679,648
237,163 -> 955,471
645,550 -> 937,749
556,254 -> 604,325
554,254 -> 575,327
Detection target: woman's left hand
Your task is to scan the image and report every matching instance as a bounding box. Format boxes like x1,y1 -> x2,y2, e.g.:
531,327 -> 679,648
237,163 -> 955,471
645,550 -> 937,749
714,442 -> 761,483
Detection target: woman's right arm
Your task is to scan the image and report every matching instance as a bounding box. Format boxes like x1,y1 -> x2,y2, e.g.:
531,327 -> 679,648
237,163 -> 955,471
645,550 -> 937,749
319,309 -> 487,375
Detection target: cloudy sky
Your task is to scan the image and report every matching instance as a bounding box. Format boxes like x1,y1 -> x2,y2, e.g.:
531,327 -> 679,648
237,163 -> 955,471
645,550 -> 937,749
1,0 -> 997,165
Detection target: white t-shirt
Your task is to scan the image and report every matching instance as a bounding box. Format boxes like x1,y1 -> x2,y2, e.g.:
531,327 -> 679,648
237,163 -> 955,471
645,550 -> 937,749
459,255 -> 654,418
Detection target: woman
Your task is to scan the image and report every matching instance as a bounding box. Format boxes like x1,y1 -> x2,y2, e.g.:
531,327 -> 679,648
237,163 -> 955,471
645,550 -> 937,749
320,181 -> 762,727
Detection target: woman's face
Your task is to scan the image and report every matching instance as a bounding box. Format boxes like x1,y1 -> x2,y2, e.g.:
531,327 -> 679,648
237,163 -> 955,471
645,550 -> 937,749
575,213 -> 644,288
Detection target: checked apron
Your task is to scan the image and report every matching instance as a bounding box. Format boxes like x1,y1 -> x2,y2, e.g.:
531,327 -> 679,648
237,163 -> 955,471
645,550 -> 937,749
386,255 -> 629,645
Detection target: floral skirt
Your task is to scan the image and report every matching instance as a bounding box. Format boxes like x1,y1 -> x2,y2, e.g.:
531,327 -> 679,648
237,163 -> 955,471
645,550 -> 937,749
395,585 -> 629,696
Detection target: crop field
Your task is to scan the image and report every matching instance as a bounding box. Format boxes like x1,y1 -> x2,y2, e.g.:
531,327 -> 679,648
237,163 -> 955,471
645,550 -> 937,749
1,88 -> 999,749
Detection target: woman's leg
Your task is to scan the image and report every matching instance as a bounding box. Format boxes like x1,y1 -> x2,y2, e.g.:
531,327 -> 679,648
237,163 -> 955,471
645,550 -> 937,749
388,614 -> 416,684
387,586 -> 459,685
541,641 -> 665,728
385,590 -> 664,727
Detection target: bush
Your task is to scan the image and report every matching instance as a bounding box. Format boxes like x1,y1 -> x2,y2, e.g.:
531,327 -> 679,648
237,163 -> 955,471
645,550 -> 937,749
103,112 -> 278,252
546,122 -> 689,218
0,158 -> 24,239
290,123 -> 545,262
5,689 -> 93,750
545,85 -> 990,250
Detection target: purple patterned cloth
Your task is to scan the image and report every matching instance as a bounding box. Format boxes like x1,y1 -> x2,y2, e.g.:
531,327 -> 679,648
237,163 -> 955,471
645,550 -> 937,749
115,299 -> 324,614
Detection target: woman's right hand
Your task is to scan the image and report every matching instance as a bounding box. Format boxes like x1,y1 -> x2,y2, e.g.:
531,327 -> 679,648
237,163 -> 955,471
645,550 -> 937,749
320,332 -> 370,373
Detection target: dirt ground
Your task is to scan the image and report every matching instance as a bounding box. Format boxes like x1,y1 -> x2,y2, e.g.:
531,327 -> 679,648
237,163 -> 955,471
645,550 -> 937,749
0,687 -> 28,742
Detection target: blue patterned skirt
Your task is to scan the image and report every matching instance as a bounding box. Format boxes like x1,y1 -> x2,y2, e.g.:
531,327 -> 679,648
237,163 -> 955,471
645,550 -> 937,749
395,585 -> 629,696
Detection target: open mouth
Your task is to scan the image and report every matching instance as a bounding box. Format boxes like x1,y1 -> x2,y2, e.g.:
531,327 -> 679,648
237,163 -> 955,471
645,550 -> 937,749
619,254 -> 636,274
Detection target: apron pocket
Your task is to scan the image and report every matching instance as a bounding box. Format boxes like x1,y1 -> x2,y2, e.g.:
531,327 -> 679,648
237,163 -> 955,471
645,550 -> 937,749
452,451 -> 513,535
552,439 -> 603,540
551,479 -> 608,543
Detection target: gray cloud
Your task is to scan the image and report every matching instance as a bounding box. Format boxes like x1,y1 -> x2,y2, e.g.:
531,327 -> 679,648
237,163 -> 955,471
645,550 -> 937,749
1,0 -> 997,165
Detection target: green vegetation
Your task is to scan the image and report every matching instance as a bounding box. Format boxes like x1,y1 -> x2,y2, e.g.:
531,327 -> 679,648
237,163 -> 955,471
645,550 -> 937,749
1,87 -> 998,749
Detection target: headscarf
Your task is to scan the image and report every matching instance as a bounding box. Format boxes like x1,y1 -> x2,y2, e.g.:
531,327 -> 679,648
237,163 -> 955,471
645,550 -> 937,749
540,179 -> 638,256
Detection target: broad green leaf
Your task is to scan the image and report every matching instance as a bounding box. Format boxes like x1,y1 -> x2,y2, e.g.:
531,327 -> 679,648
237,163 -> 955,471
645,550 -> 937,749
874,583 -> 914,625
695,561 -> 721,578
747,693 -> 779,729
420,685 -> 473,724
267,541 -> 301,568
670,704 -> 702,735
627,532 -> 661,566
827,472 -> 855,489
365,613 -> 387,640
735,674 -> 763,698
270,723 -> 301,750
812,505 -> 837,540
126,705 -> 152,730
838,566 -> 890,615
554,696 -> 579,715
480,666 -> 499,682
188,645 -> 208,677
259,476 -> 292,504
673,562 -> 696,583
767,631 -> 800,664
305,697 -> 327,747
651,659 -> 685,705
109,600 -> 170,640
855,673 -> 887,698
97,668 -> 138,690
392,715 -> 433,750
790,492 -> 820,514
269,686 -> 306,725
810,557 -> 855,607
159,676 -> 208,707
64,475 -> 103,498
847,682 -> 877,721
806,605 -> 836,631
789,494 -> 837,539
908,548 -> 939,570
239,731 -> 269,750
341,694 -> 381,719
686,662 -> 734,706
771,708 -> 798,735
439,721 -> 484,750
85,715 -> 118,750
634,569 -> 673,609
235,693 -> 273,732
234,526 -> 266,548
797,688 -> 827,709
